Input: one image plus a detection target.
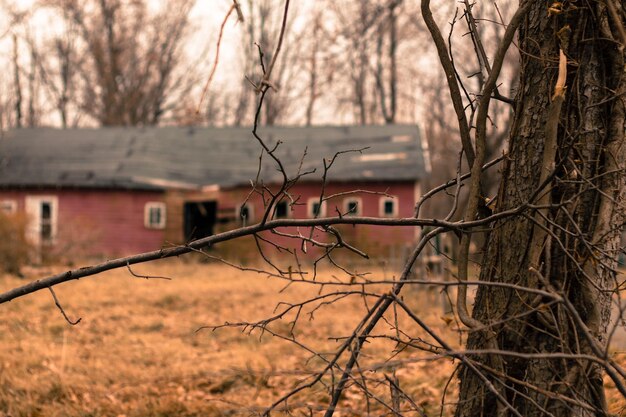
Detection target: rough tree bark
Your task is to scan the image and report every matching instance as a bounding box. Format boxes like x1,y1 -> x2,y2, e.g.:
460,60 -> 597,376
456,1 -> 625,416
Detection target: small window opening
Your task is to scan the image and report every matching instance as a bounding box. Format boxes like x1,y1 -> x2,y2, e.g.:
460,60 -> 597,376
149,207 -> 161,225
344,198 -> 362,216
41,202 -> 52,241
239,204 -> 253,224
308,198 -> 326,218
384,200 -> 394,215
274,201 -> 289,219
380,197 -> 398,217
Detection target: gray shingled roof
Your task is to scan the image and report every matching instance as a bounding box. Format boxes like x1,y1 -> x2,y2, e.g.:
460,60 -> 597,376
0,125 -> 429,190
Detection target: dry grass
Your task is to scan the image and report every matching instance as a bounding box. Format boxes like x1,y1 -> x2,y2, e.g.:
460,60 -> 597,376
0,260 -> 624,416
0,260 -> 458,417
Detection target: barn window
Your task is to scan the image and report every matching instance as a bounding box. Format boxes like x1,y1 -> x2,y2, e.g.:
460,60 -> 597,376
274,201 -> 290,219
343,198 -> 362,216
41,202 -> 52,240
307,198 -> 326,218
379,197 -> 398,217
238,203 -> 254,224
144,202 -> 166,229
0,200 -> 17,214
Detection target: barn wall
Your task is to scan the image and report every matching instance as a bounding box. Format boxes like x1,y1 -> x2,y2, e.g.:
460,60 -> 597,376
215,181 -> 418,260
0,181 -> 421,262
0,188 -> 167,259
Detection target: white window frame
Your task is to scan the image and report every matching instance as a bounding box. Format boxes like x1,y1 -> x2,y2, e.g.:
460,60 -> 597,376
0,199 -> 17,214
237,203 -> 254,224
379,196 -> 398,217
343,197 -> 363,216
144,202 -> 166,229
274,200 -> 291,219
307,198 -> 327,218
25,195 -> 59,246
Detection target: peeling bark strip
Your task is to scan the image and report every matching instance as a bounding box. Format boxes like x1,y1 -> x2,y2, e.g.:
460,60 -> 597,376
455,2 -> 626,416
528,49 -> 567,270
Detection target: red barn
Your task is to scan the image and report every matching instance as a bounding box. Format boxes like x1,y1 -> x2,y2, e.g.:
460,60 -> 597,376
0,126 -> 430,260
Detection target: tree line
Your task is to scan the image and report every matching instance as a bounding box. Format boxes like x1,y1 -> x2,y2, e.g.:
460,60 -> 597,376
0,1 -> 507,129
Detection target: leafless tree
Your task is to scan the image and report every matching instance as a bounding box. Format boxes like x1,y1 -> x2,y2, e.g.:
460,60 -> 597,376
11,33 -> 22,128
31,17 -> 80,128
450,1 -> 626,414
25,32 -> 40,128
374,0 -> 400,124
230,0 -> 300,126
328,0 -> 383,125
39,0 -> 197,126
0,5 -> 35,132
303,8 -> 324,127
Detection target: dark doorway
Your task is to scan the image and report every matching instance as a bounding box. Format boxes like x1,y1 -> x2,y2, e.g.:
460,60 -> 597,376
184,201 -> 217,241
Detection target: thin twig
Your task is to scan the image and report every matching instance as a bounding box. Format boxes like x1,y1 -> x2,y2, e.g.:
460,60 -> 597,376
257,0 -> 290,91
48,286 -> 81,326
197,4 -> 236,113
126,262 -> 173,280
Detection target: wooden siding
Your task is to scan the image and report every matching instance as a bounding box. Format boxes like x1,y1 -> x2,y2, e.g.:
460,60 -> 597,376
217,181 -> 418,259
0,180 -> 419,261
0,189 -> 167,258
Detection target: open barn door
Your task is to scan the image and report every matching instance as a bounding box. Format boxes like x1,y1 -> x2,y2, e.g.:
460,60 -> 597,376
183,201 -> 217,242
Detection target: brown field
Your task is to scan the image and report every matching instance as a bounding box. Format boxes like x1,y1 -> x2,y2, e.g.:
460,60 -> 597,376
0,260 -> 624,416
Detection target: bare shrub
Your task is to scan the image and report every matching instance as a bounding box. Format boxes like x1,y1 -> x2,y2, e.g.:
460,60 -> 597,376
50,216 -> 105,265
0,211 -> 30,275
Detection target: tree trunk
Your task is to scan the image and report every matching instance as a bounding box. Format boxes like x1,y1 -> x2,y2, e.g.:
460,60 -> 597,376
27,45 -> 37,128
12,34 -> 22,129
456,2 -> 625,416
